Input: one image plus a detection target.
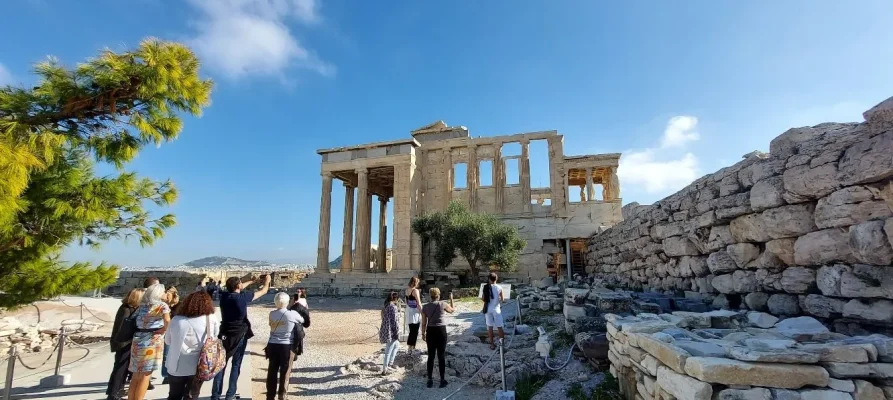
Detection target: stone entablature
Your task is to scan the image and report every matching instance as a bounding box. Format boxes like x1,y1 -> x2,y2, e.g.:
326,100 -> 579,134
315,120 -> 624,281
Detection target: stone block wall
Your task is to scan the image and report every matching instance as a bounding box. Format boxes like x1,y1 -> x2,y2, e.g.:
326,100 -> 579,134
105,270 -> 307,296
587,97 -> 893,335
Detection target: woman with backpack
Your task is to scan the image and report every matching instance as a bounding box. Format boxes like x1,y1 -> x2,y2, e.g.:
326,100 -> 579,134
106,288 -> 144,400
128,283 -> 171,400
265,292 -> 305,400
163,291 -> 220,400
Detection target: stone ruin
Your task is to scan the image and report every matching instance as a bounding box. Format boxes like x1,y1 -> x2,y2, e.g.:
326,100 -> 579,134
586,97 -> 893,338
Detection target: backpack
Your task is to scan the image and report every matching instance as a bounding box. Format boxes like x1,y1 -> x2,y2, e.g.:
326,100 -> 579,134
194,315 -> 227,381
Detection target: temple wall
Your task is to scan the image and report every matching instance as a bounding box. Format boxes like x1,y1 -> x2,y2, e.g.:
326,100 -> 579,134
586,97 -> 893,335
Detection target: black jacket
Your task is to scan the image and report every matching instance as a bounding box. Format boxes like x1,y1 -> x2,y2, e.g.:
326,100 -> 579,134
109,304 -> 137,352
288,303 -> 311,356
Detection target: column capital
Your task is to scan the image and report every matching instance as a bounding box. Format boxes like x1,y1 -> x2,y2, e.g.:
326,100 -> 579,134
355,167 -> 368,175
321,171 -> 333,179
343,181 -> 353,188
378,195 -> 390,203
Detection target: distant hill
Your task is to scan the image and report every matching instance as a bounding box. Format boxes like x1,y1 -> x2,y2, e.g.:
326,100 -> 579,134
329,255 -> 342,268
184,256 -> 269,267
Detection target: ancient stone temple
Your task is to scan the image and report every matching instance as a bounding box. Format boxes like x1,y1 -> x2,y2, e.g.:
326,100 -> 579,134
303,121 -> 624,295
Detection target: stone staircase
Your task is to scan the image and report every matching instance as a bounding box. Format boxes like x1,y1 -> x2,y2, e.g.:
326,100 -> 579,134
297,269 -> 419,297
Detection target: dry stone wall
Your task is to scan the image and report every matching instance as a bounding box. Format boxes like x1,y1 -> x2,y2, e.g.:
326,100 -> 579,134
587,97 -> 893,336
105,269 -> 307,296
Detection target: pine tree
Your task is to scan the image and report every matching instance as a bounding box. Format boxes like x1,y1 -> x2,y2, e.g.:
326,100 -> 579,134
0,38 -> 213,307
412,201 -> 526,282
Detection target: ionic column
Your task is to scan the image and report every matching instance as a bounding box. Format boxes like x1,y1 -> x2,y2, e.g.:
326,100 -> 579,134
494,142 -> 504,213
317,172 -> 333,271
585,167 -> 594,201
521,140 -> 531,213
364,192 -> 373,271
467,144 -> 477,211
341,183 -> 355,271
378,196 -> 388,272
353,168 -> 369,270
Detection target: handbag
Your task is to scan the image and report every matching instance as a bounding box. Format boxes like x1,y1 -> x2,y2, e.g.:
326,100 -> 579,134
193,315 -> 226,381
114,306 -> 139,343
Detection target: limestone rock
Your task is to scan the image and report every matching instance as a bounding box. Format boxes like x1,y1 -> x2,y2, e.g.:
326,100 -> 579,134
774,316 -> 829,341
712,274 -> 735,294
783,163 -> 841,202
823,363 -> 893,379
717,388 -> 773,400
800,343 -> 872,363
683,356 -> 829,389
766,238 -> 797,266
768,294 -> 801,315
817,265 -> 850,297
828,378 -> 856,393
815,186 -> 893,229
743,338 -> 797,351
728,243 -> 760,268
635,333 -> 691,374
762,204 -> 819,239
708,250 -> 739,274
799,390 -> 855,400
794,229 -> 858,266
849,220 -> 893,265
800,294 -> 846,319
680,256 -> 710,277
663,236 -> 702,257
770,126 -> 824,160
839,265 -> 893,299
838,130 -> 893,186
674,341 -> 727,357
751,176 -> 787,212
842,299 -> 893,322
657,365 -> 713,400
707,225 -> 736,252
853,380 -> 885,400
781,267 -> 817,294
727,346 -> 820,364
746,312 -> 779,328
839,334 -> 893,362
745,292 -> 770,311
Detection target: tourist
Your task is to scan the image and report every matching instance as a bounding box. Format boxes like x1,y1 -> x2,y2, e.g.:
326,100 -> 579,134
404,277 -> 422,354
482,272 -> 505,350
106,288 -> 144,400
265,292 -> 305,400
164,291 -> 219,400
285,292 -> 311,389
194,277 -> 210,293
211,274 -> 271,400
161,286 -> 181,384
128,283 -> 171,400
143,277 -> 159,289
379,291 -> 400,375
295,288 -> 308,308
421,287 -> 455,388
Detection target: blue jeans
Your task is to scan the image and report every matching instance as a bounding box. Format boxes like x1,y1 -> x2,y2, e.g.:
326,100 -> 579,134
161,343 -> 170,378
211,335 -> 247,400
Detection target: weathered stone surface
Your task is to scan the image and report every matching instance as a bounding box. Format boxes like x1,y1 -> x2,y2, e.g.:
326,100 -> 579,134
887,218 -> 893,250
751,176 -> 787,212
728,243 -> 761,268
770,126 -> 824,160
663,236 -> 702,257
674,341 -> 727,357
828,378 -> 857,393
800,294 -> 846,318
815,186 -> 893,229
853,380 -> 885,400
641,354 -> 661,376
839,265 -> 893,299
635,333 -> 691,374
684,356 -> 829,388
680,256 -> 710,277
707,225 -> 736,252
768,294 -> 801,315
671,312 -> 712,329
717,387 -> 772,400
745,292 -> 770,311
849,220 -> 893,265
800,343 -> 872,363
657,365 -> 713,400
730,204 -> 817,242
840,335 -> 893,362
794,229 -> 859,266
743,338 -> 797,350
842,299 -> 893,322
783,163 -> 841,202
800,390 -> 855,400
708,250 -> 739,274
746,311 -> 779,328
766,238 -> 797,266
838,130 -> 893,186
824,363 -> 893,379
727,346 -> 821,363
774,316 -> 829,341
817,265 -> 850,297
781,267 -> 817,294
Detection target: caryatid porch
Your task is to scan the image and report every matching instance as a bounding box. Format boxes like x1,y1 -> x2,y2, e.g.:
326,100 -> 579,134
316,139 -> 420,273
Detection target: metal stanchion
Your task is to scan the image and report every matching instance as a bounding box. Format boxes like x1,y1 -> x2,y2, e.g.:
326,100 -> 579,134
78,304 -> 83,321
4,346 -> 15,400
516,299 -> 522,325
499,341 -> 506,392
53,329 -> 65,376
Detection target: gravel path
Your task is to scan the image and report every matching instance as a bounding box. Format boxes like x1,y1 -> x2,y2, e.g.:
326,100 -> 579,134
245,296 -> 513,399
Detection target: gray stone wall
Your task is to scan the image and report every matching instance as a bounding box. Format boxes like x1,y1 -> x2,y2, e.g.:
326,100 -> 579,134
105,270 -> 308,296
587,97 -> 893,335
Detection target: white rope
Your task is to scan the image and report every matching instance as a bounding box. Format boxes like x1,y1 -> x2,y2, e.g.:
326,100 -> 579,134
544,343 -> 578,371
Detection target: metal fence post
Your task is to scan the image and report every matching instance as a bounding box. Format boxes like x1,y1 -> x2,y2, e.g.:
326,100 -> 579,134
4,346 -> 16,400
54,329 -> 65,376
499,340 -> 507,392
516,299 -> 522,325
79,304 -> 83,321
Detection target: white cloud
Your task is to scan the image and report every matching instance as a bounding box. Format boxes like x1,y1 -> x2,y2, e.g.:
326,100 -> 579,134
619,115 -> 702,195
0,63 -> 13,86
186,0 -> 334,80
660,115 -> 699,148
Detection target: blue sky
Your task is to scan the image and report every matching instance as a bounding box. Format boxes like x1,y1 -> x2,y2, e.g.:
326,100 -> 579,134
2,0 -> 892,266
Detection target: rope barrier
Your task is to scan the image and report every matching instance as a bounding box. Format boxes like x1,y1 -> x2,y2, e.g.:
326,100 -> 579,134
544,343 -> 578,371
55,299 -> 114,323
14,340 -> 61,370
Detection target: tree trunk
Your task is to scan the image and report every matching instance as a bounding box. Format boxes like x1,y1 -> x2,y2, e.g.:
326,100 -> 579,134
468,259 -> 479,284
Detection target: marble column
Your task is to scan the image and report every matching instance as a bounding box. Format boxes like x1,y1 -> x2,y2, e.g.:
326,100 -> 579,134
585,167 -> 594,201
317,172 -> 333,271
378,196 -> 388,272
494,142 -> 504,213
467,145 -> 477,211
364,192 -> 373,271
353,168 -> 369,270
521,140 -> 531,213
341,183 -> 355,271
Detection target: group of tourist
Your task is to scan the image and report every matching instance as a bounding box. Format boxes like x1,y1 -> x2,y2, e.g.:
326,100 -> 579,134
379,273 -> 505,389
106,274 -> 312,400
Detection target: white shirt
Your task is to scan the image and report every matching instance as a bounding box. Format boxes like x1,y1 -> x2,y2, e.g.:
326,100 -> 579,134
164,314 -> 220,377
297,298 -> 308,308
487,285 -> 503,313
